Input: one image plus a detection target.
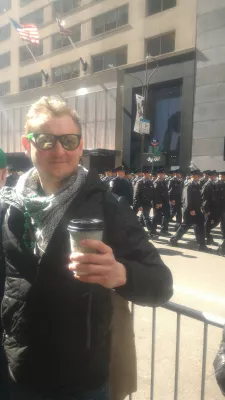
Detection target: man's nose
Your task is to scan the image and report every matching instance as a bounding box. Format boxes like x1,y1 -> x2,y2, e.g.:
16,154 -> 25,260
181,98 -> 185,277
52,138 -> 65,154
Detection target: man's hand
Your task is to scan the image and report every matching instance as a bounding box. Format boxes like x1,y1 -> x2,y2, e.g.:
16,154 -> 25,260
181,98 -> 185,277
171,200 -> 176,206
69,240 -> 127,289
156,204 -> 163,209
190,210 -> 196,216
139,207 -> 143,212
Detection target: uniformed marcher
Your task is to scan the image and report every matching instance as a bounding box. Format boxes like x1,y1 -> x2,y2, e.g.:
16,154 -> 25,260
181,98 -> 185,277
151,168 -> 170,236
133,168 -> 154,232
199,170 -> 210,188
132,169 -> 143,188
168,168 -> 183,230
102,168 -> 113,189
217,172 -> 225,255
202,170 -> 220,245
170,169 -> 208,251
110,166 -> 133,205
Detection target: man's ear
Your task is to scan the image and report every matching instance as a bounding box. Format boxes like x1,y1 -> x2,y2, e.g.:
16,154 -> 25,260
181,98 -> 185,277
21,136 -> 31,156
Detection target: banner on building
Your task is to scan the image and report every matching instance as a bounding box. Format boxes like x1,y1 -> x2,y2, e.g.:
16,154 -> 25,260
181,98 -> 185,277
134,94 -> 145,134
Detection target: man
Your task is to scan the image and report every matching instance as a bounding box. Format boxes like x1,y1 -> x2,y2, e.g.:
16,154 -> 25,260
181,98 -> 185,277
0,96 -> 173,400
170,169 -> 207,251
217,172 -> 225,255
124,169 -> 132,181
151,168 -> 170,237
110,166 -> 133,206
132,169 -> 143,188
202,170 -> 220,245
101,168 -> 113,189
168,169 -> 183,230
199,170 -> 210,189
133,168 -> 154,232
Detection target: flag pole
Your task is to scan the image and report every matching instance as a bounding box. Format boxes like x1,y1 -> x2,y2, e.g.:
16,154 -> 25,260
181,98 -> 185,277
68,36 -> 76,49
25,44 -> 38,64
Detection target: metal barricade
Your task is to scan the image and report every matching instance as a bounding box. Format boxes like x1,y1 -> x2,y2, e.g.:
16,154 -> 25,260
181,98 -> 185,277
129,301 -> 225,400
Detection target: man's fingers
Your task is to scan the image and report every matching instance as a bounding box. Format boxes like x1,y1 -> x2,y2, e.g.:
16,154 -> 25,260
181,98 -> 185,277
69,263 -> 110,276
70,252 -> 110,265
75,274 -> 108,286
80,239 -> 113,254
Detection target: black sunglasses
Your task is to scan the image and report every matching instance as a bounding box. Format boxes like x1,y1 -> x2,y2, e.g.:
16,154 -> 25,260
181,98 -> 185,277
28,133 -> 82,151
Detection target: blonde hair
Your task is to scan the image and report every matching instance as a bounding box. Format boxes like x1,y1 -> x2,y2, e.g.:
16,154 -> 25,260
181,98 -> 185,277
25,96 -> 82,135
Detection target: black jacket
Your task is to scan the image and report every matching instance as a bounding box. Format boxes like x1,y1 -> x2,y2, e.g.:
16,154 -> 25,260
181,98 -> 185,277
168,177 -> 183,202
183,181 -> 202,212
153,178 -> 169,206
202,180 -> 220,213
133,178 -> 154,209
218,180 -> 225,211
0,169 -> 173,392
110,176 -> 133,205
199,177 -> 208,189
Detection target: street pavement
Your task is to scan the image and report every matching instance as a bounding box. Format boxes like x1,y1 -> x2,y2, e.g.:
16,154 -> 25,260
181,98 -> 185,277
128,223 -> 225,400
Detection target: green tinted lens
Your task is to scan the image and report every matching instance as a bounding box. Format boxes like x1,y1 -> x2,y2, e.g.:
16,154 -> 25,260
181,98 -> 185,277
35,134 -> 55,150
60,134 -> 80,150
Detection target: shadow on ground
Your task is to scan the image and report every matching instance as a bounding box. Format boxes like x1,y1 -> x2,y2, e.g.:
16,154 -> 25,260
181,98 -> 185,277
157,247 -> 197,259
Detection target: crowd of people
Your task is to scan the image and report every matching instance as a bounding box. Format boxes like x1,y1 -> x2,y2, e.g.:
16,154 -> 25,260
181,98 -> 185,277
101,167 -> 225,255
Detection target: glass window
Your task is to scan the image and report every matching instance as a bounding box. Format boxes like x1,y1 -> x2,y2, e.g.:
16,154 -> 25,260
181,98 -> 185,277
53,0 -> 81,16
105,10 -> 117,32
147,0 -> 176,16
20,72 -> 42,91
0,0 -> 11,14
92,4 -> 129,36
0,81 -> 10,96
0,52 -> 10,69
153,86 -> 181,161
92,47 -> 127,72
20,41 -> 43,62
117,4 -> 129,27
52,61 -> 80,83
0,24 -> 11,42
20,0 -> 36,6
146,32 -> 175,56
20,8 -> 44,26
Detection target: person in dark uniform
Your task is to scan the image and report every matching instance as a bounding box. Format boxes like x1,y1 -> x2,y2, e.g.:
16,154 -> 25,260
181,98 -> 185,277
202,170 -> 220,245
151,168 -> 170,237
170,169 -> 208,251
125,169 -> 132,181
168,168 -> 183,230
110,166 -> 133,206
199,170 -> 210,189
133,168 -> 154,232
102,168 -> 113,189
132,169 -> 143,188
217,172 -> 225,255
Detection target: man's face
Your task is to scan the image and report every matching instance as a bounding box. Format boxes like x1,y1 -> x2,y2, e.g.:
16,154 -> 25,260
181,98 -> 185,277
192,174 -> 200,181
106,171 -> 112,177
210,175 -> 217,182
118,171 -> 125,178
220,175 -> 225,181
144,173 -> 150,179
158,172 -> 165,180
176,173 -> 182,179
22,115 -> 83,182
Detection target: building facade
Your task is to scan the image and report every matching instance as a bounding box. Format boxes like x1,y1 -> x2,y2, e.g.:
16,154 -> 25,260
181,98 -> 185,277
192,0 -> 225,171
1,0 -> 218,171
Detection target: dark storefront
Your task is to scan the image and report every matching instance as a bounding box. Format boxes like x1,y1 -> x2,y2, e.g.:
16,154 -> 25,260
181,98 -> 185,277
123,49 -> 196,172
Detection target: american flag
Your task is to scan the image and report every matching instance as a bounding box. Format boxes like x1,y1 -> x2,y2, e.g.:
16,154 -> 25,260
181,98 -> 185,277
9,17 -> 40,44
56,17 -> 72,36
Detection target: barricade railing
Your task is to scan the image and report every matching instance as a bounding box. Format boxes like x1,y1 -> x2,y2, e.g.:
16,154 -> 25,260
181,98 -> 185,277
129,301 -> 225,400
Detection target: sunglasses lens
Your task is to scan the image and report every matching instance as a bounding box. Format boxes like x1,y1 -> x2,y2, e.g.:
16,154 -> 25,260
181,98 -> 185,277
60,135 -> 80,150
35,134 -> 55,150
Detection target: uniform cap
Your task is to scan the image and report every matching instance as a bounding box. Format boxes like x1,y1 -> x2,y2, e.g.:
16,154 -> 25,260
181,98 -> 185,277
135,168 -> 142,174
208,170 -> 217,176
203,170 -> 210,175
219,171 -> 225,176
104,167 -> 112,172
116,166 -> 125,172
0,149 -> 7,169
157,168 -> 165,174
190,169 -> 201,175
